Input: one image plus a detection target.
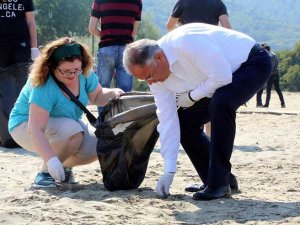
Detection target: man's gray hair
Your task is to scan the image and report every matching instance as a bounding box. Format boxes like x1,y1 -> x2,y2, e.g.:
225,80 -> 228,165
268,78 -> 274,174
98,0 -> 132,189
123,39 -> 160,72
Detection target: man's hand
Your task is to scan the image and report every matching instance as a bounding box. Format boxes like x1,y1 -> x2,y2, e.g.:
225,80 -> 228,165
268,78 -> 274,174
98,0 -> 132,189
47,156 -> 65,182
155,172 -> 175,198
176,91 -> 195,108
31,47 -> 40,60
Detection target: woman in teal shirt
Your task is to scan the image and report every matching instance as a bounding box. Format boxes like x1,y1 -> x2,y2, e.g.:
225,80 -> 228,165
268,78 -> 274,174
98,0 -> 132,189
9,37 -> 124,188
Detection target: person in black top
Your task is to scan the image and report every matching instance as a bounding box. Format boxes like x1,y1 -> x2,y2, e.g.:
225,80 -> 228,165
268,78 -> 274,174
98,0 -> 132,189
256,43 -> 285,108
166,0 -> 231,31
262,44 -> 286,108
0,0 -> 39,148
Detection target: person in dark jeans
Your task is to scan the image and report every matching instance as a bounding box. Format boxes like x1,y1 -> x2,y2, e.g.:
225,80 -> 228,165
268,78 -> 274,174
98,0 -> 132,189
88,0 -> 142,121
256,88 -> 264,107
261,43 -> 286,108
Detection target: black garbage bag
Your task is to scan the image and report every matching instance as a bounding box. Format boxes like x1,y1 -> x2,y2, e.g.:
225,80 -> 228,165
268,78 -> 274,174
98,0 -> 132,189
0,63 -> 28,148
95,92 -> 159,191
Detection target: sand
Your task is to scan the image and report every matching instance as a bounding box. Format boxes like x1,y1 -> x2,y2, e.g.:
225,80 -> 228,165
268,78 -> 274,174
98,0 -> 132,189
0,91 -> 299,225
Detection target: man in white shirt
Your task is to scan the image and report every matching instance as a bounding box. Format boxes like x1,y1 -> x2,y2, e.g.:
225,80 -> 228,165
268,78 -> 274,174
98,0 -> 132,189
123,23 -> 271,200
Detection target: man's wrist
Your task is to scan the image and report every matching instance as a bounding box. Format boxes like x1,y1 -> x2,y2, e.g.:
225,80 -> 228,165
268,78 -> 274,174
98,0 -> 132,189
188,91 -> 196,102
164,159 -> 177,173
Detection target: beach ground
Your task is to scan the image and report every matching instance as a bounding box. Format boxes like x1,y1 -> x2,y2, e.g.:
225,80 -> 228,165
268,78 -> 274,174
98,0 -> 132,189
0,91 -> 299,225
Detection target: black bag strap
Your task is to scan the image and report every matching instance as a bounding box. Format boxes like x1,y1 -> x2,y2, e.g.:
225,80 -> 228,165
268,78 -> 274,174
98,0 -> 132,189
50,74 -> 97,126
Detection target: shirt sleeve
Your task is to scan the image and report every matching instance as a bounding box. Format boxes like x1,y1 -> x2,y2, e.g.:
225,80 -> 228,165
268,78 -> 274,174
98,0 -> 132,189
29,82 -> 56,113
179,35 -> 232,100
217,0 -> 228,16
90,0 -> 101,18
136,0 -> 142,21
25,0 -> 35,12
150,84 -> 180,173
85,71 -> 99,93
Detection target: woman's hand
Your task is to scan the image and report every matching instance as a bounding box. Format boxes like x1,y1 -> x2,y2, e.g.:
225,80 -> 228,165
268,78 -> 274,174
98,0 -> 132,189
47,156 -> 65,182
112,88 -> 125,99
89,86 -> 125,106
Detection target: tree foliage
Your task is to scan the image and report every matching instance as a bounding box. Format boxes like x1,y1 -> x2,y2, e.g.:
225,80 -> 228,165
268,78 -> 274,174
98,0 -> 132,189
142,0 -> 300,51
34,0 -> 93,46
278,42 -> 300,91
136,14 -> 161,41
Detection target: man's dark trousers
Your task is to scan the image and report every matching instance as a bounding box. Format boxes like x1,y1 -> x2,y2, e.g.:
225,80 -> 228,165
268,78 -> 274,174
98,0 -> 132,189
264,74 -> 285,107
178,48 -> 271,188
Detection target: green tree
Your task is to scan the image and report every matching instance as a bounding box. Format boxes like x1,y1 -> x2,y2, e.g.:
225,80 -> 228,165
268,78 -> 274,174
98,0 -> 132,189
281,65 -> 300,91
278,41 -> 300,91
35,0 -> 93,46
136,14 -> 161,41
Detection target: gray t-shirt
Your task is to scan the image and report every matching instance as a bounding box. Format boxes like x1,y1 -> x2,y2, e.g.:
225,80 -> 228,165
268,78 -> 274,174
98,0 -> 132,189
171,0 -> 228,25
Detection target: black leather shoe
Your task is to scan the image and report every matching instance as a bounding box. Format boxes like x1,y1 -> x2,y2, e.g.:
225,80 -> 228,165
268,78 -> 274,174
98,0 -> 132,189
185,184 -> 206,192
193,186 -> 231,201
185,174 -> 239,193
229,174 -> 238,191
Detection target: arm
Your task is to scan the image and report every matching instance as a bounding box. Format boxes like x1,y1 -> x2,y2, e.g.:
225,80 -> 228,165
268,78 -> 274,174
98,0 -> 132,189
150,85 -> 179,173
25,11 -> 37,48
219,15 -> 232,29
132,20 -> 140,38
28,104 -> 55,162
88,84 -> 124,106
89,16 -> 101,37
150,85 -> 179,197
184,37 -> 232,100
28,103 -> 65,182
166,16 -> 180,32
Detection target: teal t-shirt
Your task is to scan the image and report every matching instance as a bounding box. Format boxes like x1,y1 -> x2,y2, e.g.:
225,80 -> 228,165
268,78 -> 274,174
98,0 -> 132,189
8,71 -> 99,132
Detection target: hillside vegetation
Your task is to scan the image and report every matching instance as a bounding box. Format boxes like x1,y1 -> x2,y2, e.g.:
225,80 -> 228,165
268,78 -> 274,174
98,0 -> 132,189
143,0 -> 300,51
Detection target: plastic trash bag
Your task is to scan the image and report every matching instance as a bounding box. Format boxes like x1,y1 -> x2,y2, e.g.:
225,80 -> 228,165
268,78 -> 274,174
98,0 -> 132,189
95,92 -> 159,191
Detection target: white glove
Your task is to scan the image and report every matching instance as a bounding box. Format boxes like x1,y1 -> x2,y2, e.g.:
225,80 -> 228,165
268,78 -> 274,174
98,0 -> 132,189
31,47 -> 40,60
47,156 -> 65,182
155,172 -> 175,198
176,91 -> 196,108
113,88 -> 125,99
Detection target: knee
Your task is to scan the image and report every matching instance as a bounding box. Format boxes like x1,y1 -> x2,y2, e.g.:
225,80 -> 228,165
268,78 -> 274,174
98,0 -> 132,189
68,132 -> 84,150
209,97 -> 230,114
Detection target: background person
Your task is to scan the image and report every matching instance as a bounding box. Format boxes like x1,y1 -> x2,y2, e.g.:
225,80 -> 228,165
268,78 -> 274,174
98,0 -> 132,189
166,0 -> 231,31
261,43 -> 286,108
123,23 -> 271,200
88,0 -> 142,121
0,0 -> 39,148
256,86 -> 264,107
8,37 -> 124,188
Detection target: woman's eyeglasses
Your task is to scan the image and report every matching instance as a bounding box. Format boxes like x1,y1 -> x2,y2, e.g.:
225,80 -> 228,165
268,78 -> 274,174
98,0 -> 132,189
57,67 -> 82,78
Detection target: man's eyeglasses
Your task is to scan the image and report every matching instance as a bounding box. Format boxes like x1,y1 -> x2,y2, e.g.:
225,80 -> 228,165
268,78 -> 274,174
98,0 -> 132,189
57,67 -> 82,77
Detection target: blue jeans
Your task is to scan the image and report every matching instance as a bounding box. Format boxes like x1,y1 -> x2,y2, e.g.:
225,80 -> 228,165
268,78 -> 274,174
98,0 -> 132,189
96,45 -> 133,117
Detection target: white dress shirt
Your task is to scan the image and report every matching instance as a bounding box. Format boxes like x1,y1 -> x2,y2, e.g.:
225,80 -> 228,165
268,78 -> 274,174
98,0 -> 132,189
150,23 -> 256,173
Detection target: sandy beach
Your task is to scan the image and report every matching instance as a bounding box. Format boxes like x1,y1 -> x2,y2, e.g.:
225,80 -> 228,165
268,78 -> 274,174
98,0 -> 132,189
0,91 -> 299,225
